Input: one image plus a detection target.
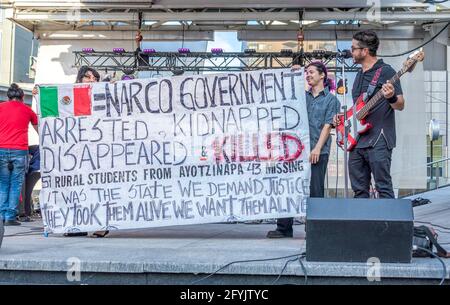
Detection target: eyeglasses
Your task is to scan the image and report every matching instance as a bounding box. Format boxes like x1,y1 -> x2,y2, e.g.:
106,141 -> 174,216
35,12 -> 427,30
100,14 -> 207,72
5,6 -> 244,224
351,46 -> 365,52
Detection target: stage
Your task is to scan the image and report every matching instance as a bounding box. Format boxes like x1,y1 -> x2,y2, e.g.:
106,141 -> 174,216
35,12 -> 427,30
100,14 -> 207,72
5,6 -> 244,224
0,187 -> 449,285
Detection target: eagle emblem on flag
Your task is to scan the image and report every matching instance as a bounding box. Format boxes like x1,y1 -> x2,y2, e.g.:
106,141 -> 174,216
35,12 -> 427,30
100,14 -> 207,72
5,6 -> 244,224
60,95 -> 72,105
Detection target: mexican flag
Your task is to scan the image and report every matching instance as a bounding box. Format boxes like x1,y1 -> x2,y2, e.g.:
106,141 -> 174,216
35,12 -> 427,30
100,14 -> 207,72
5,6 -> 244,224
39,84 -> 92,118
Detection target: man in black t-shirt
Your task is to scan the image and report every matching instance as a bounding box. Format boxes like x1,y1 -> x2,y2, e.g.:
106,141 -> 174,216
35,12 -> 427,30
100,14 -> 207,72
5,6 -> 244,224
334,30 -> 405,198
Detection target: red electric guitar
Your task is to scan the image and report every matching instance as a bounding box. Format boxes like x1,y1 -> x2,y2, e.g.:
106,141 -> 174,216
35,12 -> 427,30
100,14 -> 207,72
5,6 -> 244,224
336,50 -> 425,151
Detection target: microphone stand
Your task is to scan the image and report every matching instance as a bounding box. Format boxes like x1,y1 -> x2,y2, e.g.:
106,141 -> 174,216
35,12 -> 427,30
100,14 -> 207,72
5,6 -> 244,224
338,56 -> 350,198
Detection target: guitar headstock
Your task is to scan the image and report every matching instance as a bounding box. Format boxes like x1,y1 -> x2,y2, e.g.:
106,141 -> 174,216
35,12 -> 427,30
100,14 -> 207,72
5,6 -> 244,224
403,49 -> 425,73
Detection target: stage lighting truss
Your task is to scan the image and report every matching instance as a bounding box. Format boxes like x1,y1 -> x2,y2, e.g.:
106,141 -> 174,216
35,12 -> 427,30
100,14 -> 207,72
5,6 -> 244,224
73,50 -> 360,73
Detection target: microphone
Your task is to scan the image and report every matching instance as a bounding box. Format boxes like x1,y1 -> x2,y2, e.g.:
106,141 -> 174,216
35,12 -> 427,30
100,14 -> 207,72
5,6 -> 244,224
336,49 -> 352,59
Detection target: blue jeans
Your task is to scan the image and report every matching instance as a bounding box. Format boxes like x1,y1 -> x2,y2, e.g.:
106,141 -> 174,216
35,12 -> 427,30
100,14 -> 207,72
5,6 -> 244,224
0,149 -> 28,221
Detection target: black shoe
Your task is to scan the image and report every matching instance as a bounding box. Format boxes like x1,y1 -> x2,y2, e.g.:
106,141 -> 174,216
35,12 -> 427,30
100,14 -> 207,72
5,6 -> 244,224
4,220 -> 22,226
64,232 -> 88,237
266,230 -> 293,238
19,216 -> 32,222
92,230 -> 109,238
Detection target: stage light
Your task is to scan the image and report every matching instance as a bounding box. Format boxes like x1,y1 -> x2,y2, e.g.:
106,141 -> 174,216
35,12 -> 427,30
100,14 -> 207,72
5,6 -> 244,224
280,49 -> 293,54
82,48 -> 94,53
142,48 -> 156,54
113,48 -> 125,53
121,75 -> 135,81
178,48 -> 190,54
211,48 -> 223,54
244,48 -> 256,54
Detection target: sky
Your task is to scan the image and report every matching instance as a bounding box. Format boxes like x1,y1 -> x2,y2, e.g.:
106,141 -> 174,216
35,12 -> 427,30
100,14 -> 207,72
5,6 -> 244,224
207,31 -> 243,52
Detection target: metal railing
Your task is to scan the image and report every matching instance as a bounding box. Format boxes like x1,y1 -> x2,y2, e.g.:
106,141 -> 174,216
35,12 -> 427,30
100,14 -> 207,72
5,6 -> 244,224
426,157 -> 450,190
397,157 -> 450,198
324,155 -> 450,198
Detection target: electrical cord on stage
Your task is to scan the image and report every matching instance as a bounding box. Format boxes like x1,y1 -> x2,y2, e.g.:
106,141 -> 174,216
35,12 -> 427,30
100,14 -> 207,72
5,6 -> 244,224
413,221 -> 450,235
432,228 -> 450,235
413,245 -> 448,285
414,220 -> 450,232
190,253 -> 304,285
271,256 -> 302,285
297,254 -> 308,285
2,224 -> 44,237
424,0 -> 449,4
3,231 -> 44,237
4,232 -> 43,237
379,22 -> 450,57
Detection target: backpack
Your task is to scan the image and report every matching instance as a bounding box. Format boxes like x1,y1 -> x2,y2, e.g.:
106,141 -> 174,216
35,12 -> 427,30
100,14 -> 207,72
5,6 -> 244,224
413,225 -> 450,258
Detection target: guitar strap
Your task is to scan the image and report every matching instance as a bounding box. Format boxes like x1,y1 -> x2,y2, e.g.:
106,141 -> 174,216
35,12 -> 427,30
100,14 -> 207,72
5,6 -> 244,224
362,66 -> 383,102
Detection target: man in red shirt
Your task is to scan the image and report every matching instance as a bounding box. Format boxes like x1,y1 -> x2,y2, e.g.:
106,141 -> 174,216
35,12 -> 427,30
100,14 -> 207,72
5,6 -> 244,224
0,83 -> 38,226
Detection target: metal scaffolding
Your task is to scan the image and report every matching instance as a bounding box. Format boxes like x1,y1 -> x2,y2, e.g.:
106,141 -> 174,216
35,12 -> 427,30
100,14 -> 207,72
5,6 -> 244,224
73,50 -> 359,73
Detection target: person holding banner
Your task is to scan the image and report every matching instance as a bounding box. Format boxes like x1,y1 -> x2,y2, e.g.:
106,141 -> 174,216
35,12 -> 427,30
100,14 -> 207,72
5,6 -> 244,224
33,66 -> 109,237
267,62 -> 340,238
75,66 -> 109,237
0,84 -> 39,226
75,65 -> 101,83
70,66 -> 110,237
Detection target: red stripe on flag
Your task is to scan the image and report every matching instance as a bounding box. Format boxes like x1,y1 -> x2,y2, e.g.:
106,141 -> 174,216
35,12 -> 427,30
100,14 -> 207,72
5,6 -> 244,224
73,85 -> 92,116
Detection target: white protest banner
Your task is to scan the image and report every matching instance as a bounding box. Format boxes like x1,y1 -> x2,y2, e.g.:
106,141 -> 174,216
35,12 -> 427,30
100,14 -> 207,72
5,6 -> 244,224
37,68 -> 310,234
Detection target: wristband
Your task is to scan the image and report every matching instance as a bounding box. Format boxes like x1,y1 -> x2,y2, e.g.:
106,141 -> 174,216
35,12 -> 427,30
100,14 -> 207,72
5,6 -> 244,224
387,95 -> 398,104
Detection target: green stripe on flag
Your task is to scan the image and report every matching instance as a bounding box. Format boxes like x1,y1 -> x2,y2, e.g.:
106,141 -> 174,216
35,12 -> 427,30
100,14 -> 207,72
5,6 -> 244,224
40,86 -> 59,118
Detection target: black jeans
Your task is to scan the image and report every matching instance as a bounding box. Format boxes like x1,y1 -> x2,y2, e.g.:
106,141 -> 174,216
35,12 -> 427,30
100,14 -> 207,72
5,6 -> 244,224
276,154 -> 329,234
19,172 -> 41,217
349,136 -> 394,199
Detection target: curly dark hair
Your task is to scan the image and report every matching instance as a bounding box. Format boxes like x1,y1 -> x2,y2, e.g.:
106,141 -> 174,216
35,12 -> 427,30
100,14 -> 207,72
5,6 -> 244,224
353,30 -> 379,56
75,66 -> 100,83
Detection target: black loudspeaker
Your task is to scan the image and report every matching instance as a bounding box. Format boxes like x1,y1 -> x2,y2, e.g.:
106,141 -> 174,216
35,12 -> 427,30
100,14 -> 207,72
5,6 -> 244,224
306,198 -> 414,263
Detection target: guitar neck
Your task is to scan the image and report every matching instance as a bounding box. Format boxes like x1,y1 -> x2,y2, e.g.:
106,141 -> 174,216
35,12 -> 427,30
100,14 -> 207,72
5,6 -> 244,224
356,69 -> 404,120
